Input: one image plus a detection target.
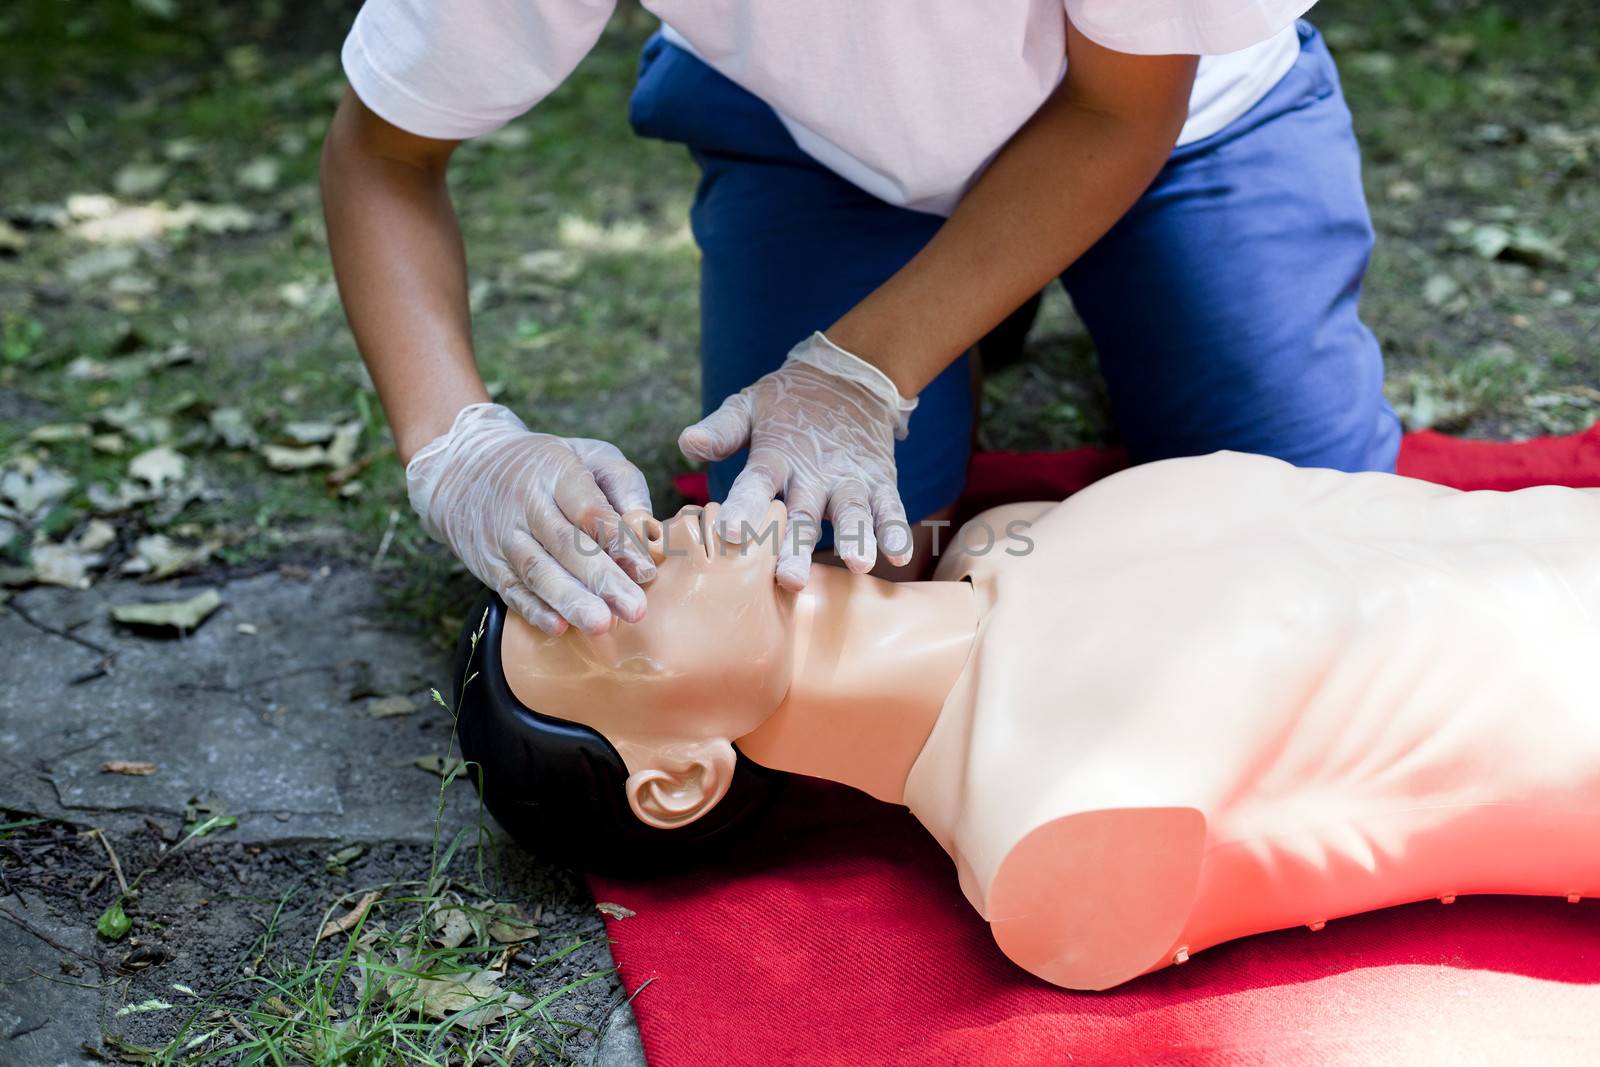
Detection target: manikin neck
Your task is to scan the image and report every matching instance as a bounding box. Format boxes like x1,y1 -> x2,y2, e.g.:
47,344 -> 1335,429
736,565 -> 978,805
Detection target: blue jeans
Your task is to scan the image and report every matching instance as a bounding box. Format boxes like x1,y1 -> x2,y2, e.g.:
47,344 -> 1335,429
629,22 -> 1402,521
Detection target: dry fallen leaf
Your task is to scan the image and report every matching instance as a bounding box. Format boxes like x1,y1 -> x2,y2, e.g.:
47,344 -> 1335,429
324,844 -> 365,875
101,760 -> 159,776
262,422 -> 362,473
31,520 -> 117,589
208,407 -> 257,448
112,162 -> 172,198
98,400 -> 172,444
318,890 -> 382,942
1,456 -> 77,517
261,444 -> 327,471
281,420 -> 336,445
128,446 -> 188,492
367,694 -> 416,719
30,542 -> 98,590
236,156 -> 281,192
111,588 -> 222,633
121,534 -> 215,581
486,904 -> 540,944
429,906 -> 476,949
595,902 -> 635,921
75,519 -> 118,553
261,996 -> 295,1018
0,219 -> 27,255
414,755 -> 468,778
27,422 -> 93,444
384,961 -> 533,1028
325,422 -> 362,469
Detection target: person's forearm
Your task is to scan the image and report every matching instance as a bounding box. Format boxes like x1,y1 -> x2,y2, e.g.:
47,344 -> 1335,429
828,54 -> 1196,397
321,90 -> 490,464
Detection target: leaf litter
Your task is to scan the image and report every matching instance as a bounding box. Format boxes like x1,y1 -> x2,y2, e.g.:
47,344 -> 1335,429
111,588 -> 222,633
101,760 -> 159,776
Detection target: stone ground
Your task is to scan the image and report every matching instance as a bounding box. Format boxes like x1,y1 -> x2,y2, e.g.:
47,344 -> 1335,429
0,565 -> 645,1065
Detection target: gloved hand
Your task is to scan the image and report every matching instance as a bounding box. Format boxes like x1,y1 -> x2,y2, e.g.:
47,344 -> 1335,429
407,403 -> 657,635
678,331 -> 918,591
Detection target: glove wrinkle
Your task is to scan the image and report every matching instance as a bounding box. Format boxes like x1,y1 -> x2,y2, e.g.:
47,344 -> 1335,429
677,332 -> 917,585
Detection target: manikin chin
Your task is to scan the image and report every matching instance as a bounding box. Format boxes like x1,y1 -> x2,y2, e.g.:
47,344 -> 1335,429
491,453 -> 1600,992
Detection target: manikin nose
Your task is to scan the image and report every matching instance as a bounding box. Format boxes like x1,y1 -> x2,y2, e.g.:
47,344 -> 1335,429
621,510 -> 665,565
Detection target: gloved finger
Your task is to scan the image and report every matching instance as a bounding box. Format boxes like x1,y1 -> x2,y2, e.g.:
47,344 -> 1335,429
717,455 -> 788,545
871,483 -> 914,568
827,479 -> 878,574
548,467 -> 652,610
502,530 -> 616,635
484,559 -> 567,636
523,507 -> 647,625
678,393 -> 753,462
574,454 -> 656,583
572,441 -> 655,516
776,481 -> 825,592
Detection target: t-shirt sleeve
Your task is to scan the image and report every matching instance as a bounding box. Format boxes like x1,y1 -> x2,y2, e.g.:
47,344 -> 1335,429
341,0 -> 618,139
1064,0 -> 1315,55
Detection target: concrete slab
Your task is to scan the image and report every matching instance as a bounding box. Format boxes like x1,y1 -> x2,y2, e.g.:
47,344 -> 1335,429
2,569 -> 478,844
0,892 -> 102,1066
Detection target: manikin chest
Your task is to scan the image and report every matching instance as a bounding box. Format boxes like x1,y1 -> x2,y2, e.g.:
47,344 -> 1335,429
903,454 -> 1600,989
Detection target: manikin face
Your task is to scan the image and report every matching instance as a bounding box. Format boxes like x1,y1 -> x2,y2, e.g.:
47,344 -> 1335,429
499,501 -> 795,828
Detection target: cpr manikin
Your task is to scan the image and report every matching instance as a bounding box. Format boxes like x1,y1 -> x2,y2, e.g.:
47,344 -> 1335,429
476,452 -> 1600,991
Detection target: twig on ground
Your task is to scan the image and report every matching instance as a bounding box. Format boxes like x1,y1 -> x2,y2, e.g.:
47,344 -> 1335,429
68,660 -> 113,685
7,600 -> 117,666
84,829 -> 131,898
371,509 -> 400,571
227,1013 -> 260,1045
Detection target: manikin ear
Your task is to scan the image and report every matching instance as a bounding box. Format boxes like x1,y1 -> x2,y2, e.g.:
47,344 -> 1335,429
624,738 -> 738,830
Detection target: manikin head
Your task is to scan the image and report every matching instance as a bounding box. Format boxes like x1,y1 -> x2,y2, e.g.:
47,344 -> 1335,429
455,502 -> 797,870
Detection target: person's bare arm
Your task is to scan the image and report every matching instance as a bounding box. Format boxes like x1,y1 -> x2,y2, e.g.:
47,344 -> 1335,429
320,89 -> 657,635
320,88 -> 488,464
826,23 -> 1198,395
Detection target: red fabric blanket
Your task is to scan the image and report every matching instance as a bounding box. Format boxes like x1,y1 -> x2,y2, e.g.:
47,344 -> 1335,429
593,425 -> 1600,1066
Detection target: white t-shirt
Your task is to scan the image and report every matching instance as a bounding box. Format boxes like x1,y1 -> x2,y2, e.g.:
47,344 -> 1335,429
342,1 -> 1310,215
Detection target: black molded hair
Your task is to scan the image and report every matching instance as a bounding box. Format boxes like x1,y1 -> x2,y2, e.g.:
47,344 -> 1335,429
453,593 -> 787,875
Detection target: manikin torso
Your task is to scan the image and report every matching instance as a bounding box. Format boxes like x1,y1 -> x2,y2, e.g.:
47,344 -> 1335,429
501,452 -> 1600,991
905,452 -> 1600,989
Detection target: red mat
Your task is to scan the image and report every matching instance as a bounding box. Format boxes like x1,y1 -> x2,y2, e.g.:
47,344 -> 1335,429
594,425 -> 1600,1066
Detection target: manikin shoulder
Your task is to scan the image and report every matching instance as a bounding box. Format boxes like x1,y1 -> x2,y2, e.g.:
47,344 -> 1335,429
932,502 -> 1051,583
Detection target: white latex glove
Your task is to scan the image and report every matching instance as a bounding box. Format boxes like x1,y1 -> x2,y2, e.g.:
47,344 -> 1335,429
678,331 -> 918,591
407,403 -> 657,635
